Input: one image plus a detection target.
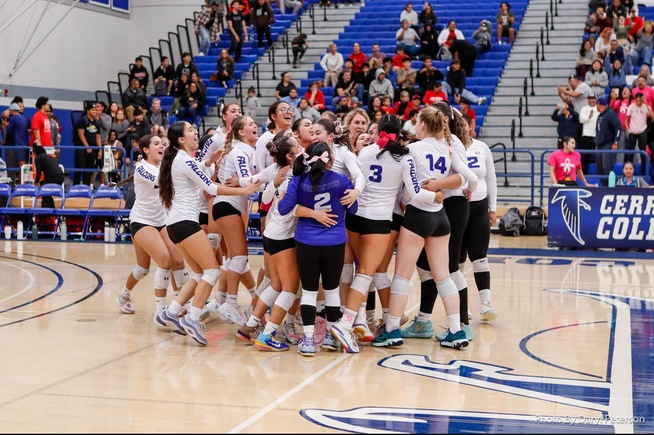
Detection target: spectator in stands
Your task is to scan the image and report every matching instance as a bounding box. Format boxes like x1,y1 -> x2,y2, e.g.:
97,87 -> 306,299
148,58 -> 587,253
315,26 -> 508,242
369,68 -> 395,104
168,72 -> 189,115
5,102 -> 30,172
305,81 -> 326,112
380,94 -> 396,114
400,3 -> 419,32
368,44 -> 387,66
595,6 -> 613,33
496,1 -> 515,45
577,39 -> 597,79
111,106 -> 129,145
551,102 -> 580,149
595,96 -> 623,185
606,58 -> 627,91
33,145 -> 64,207
585,13 -> 600,40
627,8 -> 644,40
631,65 -> 654,87
321,43 -> 344,87
606,39 -> 632,72
107,130 -> 125,183
291,33 -> 309,68
294,98 -> 321,123
625,91 -> 653,168
126,108 -> 152,156
95,101 -> 112,145
444,59 -> 487,105
420,21 -> 440,59
47,104 -> 62,154
190,71 -> 207,97
148,98 -> 169,137
394,90 -> 411,118
230,0 -> 250,15
175,52 -> 199,81
617,161 -> 651,186
630,21 -> 654,68
366,95 -> 383,118
244,86 -> 261,118
178,82 -> 206,125
585,59 -> 608,98
459,98 -> 477,138
614,14 -> 633,48
334,95 -> 354,118
278,0 -> 303,14
396,20 -> 420,59
0,111 -> 8,148
606,0 -> 627,21
548,137 -> 591,186
281,88 -> 301,109
631,75 -> 654,105
416,56 -> 444,96
354,63 -> 374,103
30,96 -> 53,154
340,58 -> 355,79
381,56 -> 398,87
392,46 -> 408,70
558,74 -> 593,112
578,93 -> 600,173
595,26 -> 615,58
588,0 -> 607,12
122,78 -> 149,121
227,0 -> 248,62
129,57 -> 149,93
333,69 -> 360,106
108,101 -> 119,121
196,0 -> 222,56
403,109 -> 419,141
423,79 -> 447,105
153,56 -> 176,96
437,20 -> 464,51
449,39 -> 478,76
216,48 -> 235,88
348,42 -> 367,74
73,100 -> 101,186
251,0 -> 274,48
274,71 -> 297,100
418,3 -> 437,32
472,20 -> 492,55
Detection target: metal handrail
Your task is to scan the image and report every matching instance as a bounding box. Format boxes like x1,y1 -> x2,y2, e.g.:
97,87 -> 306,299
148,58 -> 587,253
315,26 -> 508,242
489,142 -> 509,187
491,148 -> 536,204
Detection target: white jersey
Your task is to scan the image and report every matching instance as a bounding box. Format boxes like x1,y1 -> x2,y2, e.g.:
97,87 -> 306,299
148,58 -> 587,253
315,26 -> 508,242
356,144 -> 436,221
262,167 -> 297,240
406,136 -> 478,212
443,134 -> 470,199
254,130 -> 275,174
331,144 -> 366,192
467,139 -> 497,211
215,140 -> 255,213
129,160 -> 167,226
196,127 -> 226,213
166,150 -> 219,225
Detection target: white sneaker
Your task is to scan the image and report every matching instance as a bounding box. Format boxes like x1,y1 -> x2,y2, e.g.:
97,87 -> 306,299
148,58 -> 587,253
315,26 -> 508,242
196,52 -> 205,56
206,298 -> 222,319
217,303 -> 247,326
153,307 -> 166,327
478,97 -> 487,105
115,294 -> 134,314
480,301 -> 497,322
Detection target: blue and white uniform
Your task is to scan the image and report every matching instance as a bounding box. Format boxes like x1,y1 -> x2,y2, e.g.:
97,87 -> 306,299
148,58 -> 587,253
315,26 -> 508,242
130,160 -> 166,227
214,140 -> 255,214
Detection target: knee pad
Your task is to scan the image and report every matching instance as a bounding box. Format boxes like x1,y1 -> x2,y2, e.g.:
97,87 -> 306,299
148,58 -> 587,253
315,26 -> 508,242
221,258 -> 232,272
436,277 -> 458,298
228,255 -> 249,274
323,287 -> 340,307
259,285 -> 281,307
192,273 -> 204,284
351,274 -> 373,297
340,263 -> 354,285
300,289 -> 318,307
472,258 -> 490,273
154,268 -> 171,289
275,290 -> 296,312
450,269 -> 467,291
172,269 -> 190,287
256,275 -> 271,296
201,268 -> 221,287
390,275 -> 410,296
416,267 -> 433,283
207,233 -> 221,250
373,272 -> 391,290
132,265 -> 150,281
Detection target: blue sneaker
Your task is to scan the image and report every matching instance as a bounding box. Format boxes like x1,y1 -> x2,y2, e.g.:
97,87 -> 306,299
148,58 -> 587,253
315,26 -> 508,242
439,329 -> 469,349
180,314 -> 208,346
321,330 -> 340,351
254,332 -> 289,351
330,323 -> 359,353
371,327 -> 403,348
401,316 -> 435,338
156,308 -> 187,336
435,323 -> 474,341
298,334 -> 315,357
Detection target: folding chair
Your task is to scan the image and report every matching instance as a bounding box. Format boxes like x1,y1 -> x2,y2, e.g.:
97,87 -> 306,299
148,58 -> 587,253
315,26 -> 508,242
55,185 -> 93,240
85,185 -> 123,240
0,183 -> 13,228
33,183 -> 65,239
3,184 -> 38,237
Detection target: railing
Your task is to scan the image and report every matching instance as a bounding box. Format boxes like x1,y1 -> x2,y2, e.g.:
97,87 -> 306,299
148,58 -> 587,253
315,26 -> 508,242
491,148 -> 536,204
489,142 -> 509,188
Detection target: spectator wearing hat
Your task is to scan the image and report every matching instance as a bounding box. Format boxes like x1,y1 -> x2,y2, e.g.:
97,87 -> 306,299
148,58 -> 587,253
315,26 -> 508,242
594,96 -> 623,185
396,19 -> 420,59
404,94 -> 423,120
578,93 -> 600,173
557,74 -> 593,112
551,102 -> 580,149
473,20 -> 492,54
368,68 -> 395,104
419,21 -> 440,59
73,100 -> 101,186
4,102 -> 30,174
625,91 -> 654,171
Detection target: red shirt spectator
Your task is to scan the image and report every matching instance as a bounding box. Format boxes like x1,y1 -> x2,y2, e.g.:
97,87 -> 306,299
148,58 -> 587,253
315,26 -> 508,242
30,96 -> 53,147
305,83 -> 326,112
348,43 -> 368,74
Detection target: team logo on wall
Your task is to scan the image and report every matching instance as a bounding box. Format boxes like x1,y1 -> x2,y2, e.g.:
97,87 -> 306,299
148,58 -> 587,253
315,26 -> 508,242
550,189 -> 592,245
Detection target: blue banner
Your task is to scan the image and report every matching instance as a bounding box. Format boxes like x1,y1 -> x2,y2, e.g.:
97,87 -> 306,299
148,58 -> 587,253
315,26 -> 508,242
548,186 -> 654,249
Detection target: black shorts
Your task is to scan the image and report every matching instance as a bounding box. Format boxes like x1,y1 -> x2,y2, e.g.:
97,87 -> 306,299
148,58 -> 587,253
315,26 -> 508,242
199,212 -> 209,226
167,220 -> 203,244
401,204 -> 450,238
129,221 -> 165,238
391,212 -> 403,232
500,26 -> 512,36
212,201 -> 241,220
263,236 -> 295,255
346,213 -> 392,235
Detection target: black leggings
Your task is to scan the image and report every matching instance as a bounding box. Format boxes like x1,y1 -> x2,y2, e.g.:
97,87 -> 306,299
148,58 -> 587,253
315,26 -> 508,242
459,197 -> 490,263
295,241 -> 345,292
443,196 -> 470,273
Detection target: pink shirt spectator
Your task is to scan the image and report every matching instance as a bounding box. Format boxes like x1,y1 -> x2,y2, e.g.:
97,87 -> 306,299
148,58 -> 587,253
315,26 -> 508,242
626,102 -> 649,134
547,150 -> 582,182
611,99 -> 630,129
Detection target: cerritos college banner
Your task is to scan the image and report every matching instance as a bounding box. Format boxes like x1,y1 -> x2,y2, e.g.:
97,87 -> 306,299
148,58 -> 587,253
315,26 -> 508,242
548,187 -> 654,249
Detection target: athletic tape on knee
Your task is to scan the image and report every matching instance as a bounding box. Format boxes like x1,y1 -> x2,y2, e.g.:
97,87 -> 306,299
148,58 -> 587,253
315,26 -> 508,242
172,269 -> 190,286
472,258 -> 490,273
436,277 -> 458,298
221,258 -> 232,272
260,285 -> 281,307
390,275 -> 410,296
275,291 -> 296,312
450,269 -> 467,291
416,267 -> 432,283
154,268 -> 170,289
228,255 -> 249,274
373,272 -> 391,290
207,233 -> 220,250
340,263 -> 354,285
201,268 -> 221,287
192,273 -> 203,284
351,274 -> 373,297
300,289 -> 318,307
132,265 -> 149,281
324,287 -> 340,307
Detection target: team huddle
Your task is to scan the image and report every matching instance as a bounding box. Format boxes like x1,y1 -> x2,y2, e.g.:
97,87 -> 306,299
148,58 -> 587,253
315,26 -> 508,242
113,99 -> 498,356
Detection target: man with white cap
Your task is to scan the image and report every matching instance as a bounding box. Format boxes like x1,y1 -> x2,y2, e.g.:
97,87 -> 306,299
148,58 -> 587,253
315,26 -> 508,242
578,93 -> 600,173
5,102 -> 30,174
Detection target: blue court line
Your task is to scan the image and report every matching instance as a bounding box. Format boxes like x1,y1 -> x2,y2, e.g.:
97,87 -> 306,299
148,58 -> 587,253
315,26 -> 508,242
488,247 -> 652,260
0,255 -> 63,314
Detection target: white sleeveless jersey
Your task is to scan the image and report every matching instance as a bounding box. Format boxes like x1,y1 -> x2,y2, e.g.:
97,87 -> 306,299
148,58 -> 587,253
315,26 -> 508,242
356,144 -> 436,221
406,136 -> 478,212
166,150 -> 219,225
129,160 -> 167,226
254,130 -> 275,174
443,134 -> 471,199
214,140 -> 255,213
331,144 -> 366,192
196,128 -> 225,214
262,168 -> 297,241
467,138 -> 497,211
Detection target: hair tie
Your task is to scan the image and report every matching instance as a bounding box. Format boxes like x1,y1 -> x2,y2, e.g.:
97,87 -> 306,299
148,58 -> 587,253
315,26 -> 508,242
307,151 -> 329,165
333,120 -> 344,138
377,132 -> 396,148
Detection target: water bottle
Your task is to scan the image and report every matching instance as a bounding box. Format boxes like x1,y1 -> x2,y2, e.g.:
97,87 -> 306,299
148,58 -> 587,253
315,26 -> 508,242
17,221 -> 23,240
4,225 -> 11,240
108,226 -> 116,242
60,218 -> 67,241
104,222 -> 110,242
608,170 -> 616,188
31,217 -> 39,240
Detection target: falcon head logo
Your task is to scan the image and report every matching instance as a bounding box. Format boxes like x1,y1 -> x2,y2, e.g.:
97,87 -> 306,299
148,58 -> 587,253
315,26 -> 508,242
551,189 -> 592,245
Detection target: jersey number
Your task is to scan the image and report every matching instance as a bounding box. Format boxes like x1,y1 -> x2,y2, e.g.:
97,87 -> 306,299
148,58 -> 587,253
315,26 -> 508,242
369,165 -> 383,182
426,154 -> 447,174
468,156 -> 480,168
314,193 -> 331,210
